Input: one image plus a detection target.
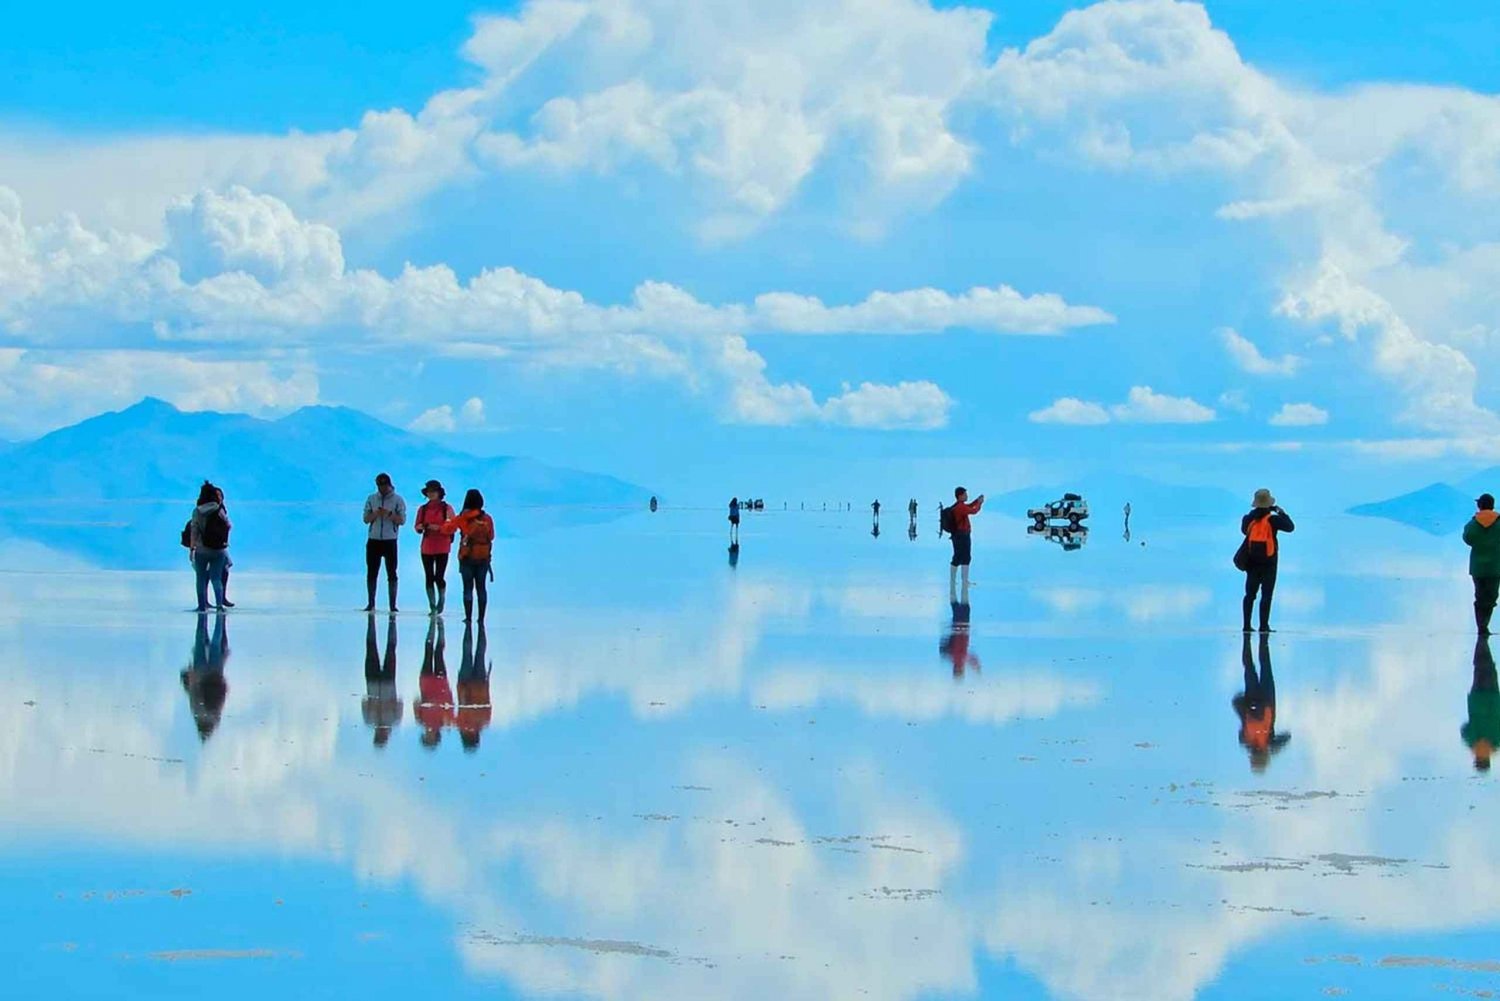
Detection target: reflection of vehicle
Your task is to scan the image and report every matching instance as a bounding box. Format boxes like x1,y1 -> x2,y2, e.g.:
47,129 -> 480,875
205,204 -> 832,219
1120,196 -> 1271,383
1028,492 -> 1089,528
1027,523 -> 1089,552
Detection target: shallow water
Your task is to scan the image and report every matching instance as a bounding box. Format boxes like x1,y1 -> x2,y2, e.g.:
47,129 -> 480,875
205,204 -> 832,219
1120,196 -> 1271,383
2,508 -> 1496,1000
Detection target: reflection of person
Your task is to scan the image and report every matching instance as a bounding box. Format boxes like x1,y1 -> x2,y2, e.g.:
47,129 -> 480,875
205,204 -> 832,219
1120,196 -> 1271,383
728,542 -> 740,568
181,611 -> 230,741
1463,493 -> 1500,636
443,489 -> 496,625
1233,633 -> 1290,771
1240,488 -> 1295,633
1462,637 -> 1500,772
363,473 -> 406,612
908,517 -> 918,541
1123,502 -> 1132,543
414,479 -> 455,617
456,622 -> 493,753
948,486 -> 985,593
414,618 -> 454,748
361,612 -> 402,748
939,600 -> 980,678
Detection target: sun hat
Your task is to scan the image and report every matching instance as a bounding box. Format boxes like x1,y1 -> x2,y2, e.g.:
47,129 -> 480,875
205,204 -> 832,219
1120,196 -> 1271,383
423,479 -> 445,498
1253,488 -> 1275,509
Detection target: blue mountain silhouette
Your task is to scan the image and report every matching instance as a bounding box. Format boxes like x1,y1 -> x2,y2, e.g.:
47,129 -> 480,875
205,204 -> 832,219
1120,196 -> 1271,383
1348,481 -> 1475,536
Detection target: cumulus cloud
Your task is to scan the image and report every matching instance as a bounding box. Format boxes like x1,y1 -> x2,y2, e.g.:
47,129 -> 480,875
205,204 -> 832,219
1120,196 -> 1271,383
1030,386 -> 1215,425
1221,328 -> 1300,377
1268,402 -> 1329,427
0,348 -> 317,435
6,186 -> 1079,432
1028,397 -> 1110,425
407,396 -> 488,433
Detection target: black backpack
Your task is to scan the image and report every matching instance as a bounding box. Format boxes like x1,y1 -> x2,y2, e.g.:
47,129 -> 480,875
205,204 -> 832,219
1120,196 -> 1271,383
200,509 -> 230,550
939,505 -> 956,537
180,521 -> 193,548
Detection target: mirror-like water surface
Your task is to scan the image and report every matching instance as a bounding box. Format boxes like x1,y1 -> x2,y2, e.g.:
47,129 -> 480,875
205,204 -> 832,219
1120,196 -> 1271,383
3,509 -> 1496,1000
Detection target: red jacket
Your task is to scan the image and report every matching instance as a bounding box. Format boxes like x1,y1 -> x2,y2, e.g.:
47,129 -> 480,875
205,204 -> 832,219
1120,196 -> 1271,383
951,498 -> 983,533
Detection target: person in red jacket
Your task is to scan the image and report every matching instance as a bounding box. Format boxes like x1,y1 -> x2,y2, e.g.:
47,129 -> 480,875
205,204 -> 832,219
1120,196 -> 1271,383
413,480 -> 456,617
948,486 -> 985,594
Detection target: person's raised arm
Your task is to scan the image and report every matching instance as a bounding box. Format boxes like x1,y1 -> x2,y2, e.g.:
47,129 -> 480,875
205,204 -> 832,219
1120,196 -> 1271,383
1273,507 -> 1295,533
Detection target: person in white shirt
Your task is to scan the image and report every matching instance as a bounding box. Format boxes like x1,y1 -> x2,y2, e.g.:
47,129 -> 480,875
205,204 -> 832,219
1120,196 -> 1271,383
363,473 -> 406,612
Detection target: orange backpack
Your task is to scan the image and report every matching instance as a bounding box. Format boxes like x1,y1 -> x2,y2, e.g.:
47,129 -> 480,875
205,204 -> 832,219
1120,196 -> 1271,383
460,513 -> 495,562
1246,514 -> 1277,561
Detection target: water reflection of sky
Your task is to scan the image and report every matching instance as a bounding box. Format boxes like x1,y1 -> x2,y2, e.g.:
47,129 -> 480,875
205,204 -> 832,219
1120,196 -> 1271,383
3,510 -> 1498,1000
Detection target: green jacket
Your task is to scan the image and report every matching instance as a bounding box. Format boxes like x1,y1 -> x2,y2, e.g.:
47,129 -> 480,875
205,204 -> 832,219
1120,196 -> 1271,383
1464,511 -> 1500,578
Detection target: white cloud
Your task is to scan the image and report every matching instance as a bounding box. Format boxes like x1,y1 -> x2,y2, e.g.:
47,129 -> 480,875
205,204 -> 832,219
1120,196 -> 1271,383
0,185 -> 1110,432
409,405 -> 458,433
0,348 -> 317,435
1220,328 -> 1300,377
460,397 -> 486,425
1030,386 -> 1215,426
1028,397 -> 1110,425
1268,402 -> 1328,427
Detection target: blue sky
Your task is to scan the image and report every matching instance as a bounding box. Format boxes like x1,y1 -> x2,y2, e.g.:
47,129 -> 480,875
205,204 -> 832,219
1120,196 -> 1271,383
1,0 -> 1498,503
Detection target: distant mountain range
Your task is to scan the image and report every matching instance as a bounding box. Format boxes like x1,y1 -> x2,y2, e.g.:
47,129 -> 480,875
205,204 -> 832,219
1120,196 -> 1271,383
0,398 -> 652,570
1349,475 -> 1495,536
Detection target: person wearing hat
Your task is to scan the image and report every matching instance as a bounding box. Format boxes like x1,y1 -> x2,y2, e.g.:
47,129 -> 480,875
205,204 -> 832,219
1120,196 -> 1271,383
1240,488 -> 1295,633
1463,493 -> 1500,636
363,473 -> 406,612
413,479 -> 456,616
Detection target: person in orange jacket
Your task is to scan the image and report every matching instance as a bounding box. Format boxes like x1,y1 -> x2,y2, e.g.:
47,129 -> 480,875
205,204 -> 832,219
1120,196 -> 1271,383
443,489 -> 497,624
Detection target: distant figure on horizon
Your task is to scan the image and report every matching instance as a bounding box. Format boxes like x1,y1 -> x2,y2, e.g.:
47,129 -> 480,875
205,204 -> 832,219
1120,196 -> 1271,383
945,486 -> 985,594
1238,488 -> 1295,633
1464,636 -> 1499,772
444,489 -> 495,624
909,498 -> 918,520
181,610 -> 230,741
361,612 -> 402,748
940,596 -> 979,678
650,495 -> 659,512
872,500 -> 881,518
729,497 -> 741,544
1123,502 -> 1132,543
456,621 -> 492,753
414,479 -> 455,617
364,473 -> 406,612
1464,493 -> 1500,636
414,617 -> 452,749
187,481 -> 232,613
1234,632 -> 1289,772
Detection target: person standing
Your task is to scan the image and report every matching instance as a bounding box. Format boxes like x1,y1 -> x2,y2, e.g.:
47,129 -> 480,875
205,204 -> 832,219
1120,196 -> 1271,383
1239,488 -> 1295,633
414,479 -> 455,617
189,481 -> 232,613
444,489 -> 496,625
212,487 -> 235,608
728,497 -> 741,545
364,473 -> 406,612
947,486 -> 985,593
1463,493 -> 1500,636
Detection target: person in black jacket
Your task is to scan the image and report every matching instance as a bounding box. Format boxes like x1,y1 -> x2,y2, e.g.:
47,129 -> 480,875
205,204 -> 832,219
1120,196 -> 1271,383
1241,488 -> 1295,633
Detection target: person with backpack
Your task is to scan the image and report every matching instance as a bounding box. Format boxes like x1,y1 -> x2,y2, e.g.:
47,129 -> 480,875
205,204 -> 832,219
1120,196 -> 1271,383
1463,493 -> 1500,636
363,473 -> 406,612
1238,488 -> 1295,633
942,486 -> 985,594
187,481 -> 232,612
443,489 -> 496,624
413,479 -> 456,617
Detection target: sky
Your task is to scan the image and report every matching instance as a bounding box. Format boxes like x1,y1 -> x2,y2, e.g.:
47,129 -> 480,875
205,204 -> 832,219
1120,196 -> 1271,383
1,0 -> 1498,504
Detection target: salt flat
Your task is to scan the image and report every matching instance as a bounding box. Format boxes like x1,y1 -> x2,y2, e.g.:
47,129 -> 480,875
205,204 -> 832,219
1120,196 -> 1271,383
1,507 -> 1494,1000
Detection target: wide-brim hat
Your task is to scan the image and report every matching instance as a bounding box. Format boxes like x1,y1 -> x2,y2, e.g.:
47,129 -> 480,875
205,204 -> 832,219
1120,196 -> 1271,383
423,479 -> 445,498
1252,488 -> 1275,509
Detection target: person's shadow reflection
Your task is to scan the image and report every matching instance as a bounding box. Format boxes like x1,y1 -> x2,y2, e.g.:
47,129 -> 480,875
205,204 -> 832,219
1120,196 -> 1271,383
728,543 -> 740,568
181,611 -> 230,741
457,622 -> 493,753
1234,633 -> 1290,771
415,618 -> 454,749
361,613 -> 402,748
940,594 -> 980,679
1463,636 -> 1499,773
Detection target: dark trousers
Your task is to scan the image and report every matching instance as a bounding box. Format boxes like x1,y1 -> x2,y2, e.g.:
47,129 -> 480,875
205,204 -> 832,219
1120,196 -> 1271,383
1475,576 -> 1500,633
366,540 -> 399,608
950,531 -> 972,567
422,553 -> 449,588
1242,560 -> 1278,630
460,558 -> 489,622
